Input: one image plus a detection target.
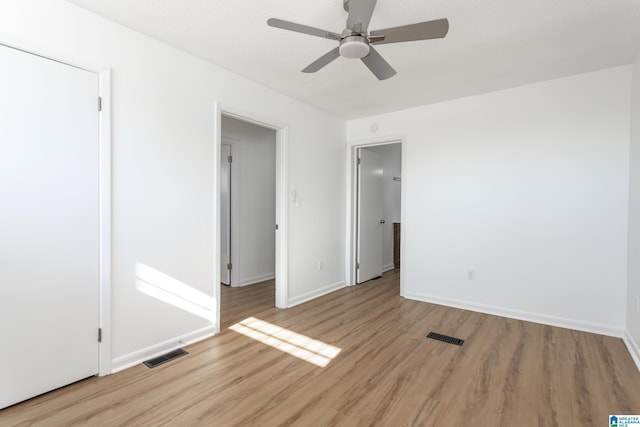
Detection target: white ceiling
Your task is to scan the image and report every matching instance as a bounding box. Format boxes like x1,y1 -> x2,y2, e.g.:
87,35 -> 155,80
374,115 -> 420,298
66,0 -> 640,119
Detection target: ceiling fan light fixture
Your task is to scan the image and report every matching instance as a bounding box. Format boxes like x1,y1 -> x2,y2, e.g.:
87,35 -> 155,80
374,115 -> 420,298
339,36 -> 370,59
267,4 -> 449,80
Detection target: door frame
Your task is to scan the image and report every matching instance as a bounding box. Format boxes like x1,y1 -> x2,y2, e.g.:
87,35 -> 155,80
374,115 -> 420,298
220,142 -> 234,286
346,135 -> 406,295
213,102 -> 289,329
0,39 -> 112,376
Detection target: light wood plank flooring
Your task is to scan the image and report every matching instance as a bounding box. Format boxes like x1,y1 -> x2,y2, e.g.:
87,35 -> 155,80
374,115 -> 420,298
220,279 -> 274,329
2,269 -> 639,426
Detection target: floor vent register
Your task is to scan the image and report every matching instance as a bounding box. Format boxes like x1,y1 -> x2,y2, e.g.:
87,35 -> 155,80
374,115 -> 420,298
426,332 -> 464,346
143,348 -> 189,368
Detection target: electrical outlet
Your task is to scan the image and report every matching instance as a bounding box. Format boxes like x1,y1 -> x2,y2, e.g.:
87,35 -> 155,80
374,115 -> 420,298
318,261 -> 324,271
467,270 -> 475,281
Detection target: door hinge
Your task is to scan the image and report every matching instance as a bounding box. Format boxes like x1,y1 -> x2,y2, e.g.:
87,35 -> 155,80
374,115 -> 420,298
97,97 -> 102,112
356,262 -> 360,269
227,262 -> 232,270
357,157 -> 361,165
98,328 -> 103,343
228,155 -> 232,163
275,224 -> 279,230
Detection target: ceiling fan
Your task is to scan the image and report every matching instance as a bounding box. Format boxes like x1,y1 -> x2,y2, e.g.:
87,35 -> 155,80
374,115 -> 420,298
267,0 -> 449,80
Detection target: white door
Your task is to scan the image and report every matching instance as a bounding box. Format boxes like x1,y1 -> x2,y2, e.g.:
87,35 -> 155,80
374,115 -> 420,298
220,144 -> 232,285
356,147 -> 384,283
0,45 -> 99,409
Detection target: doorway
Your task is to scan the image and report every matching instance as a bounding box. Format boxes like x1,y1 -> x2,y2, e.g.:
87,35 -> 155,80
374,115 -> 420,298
0,43 -> 111,408
215,106 -> 288,331
349,140 -> 403,288
220,116 -> 276,289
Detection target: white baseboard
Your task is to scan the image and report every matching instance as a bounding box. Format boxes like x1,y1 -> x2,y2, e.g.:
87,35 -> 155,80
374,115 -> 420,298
232,272 -> 275,288
110,324 -> 216,374
287,280 -> 346,308
402,291 -> 625,338
382,264 -> 395,273
624,330 -> 640,373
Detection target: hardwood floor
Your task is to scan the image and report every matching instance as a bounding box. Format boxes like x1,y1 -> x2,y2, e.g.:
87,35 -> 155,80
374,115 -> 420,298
220,279 -> 274,329
2,269 -> 639,426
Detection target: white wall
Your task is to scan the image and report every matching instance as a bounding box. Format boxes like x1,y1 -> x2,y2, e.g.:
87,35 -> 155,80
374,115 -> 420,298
222,116 -> 276,287
0,0 -> 345,371
367,144 -> 402,271
627,54 -> 640,364
348,66 -> 631,336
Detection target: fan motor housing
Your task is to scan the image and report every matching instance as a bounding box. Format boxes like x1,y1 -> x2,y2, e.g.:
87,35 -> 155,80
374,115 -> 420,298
339,35 -> 370,59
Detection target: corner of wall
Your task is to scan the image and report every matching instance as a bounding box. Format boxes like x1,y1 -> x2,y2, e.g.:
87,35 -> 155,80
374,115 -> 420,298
624,331 -> 640,372
404,291 -> 625,338
627,52 -> 640,372
287,281 -> 346,308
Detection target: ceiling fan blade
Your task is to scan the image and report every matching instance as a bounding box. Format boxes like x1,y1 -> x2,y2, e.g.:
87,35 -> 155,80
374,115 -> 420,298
302,47 -> 341,73
370,18 -> 449,45
346,0 -> 377,33
267,18 -> 342,41
360,46 -> 396,80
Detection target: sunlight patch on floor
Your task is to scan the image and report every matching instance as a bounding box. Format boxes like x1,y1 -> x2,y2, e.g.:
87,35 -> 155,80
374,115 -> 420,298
230,317 -> 341,367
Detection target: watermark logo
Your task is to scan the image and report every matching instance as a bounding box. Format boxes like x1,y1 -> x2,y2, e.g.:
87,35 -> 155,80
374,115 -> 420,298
610,415 -> 640,427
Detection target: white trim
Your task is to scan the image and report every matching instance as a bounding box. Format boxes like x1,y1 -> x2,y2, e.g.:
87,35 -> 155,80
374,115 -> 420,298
382,264 -> 395,273
214,102 -> 289,317
275,126 -> 289,308
404,291 -> 625,338
624,330 -> 640,373
345,135 -> 406,293
0,38 -> 114,376
232,273 -> 276,288
399,137 -> 407,297
110,325 -> 216,374
213,102 -> 223,334
98,69 -> 112,376
0,35 -> 106,75
288,281 -> 347,308
345,145 -> 358,286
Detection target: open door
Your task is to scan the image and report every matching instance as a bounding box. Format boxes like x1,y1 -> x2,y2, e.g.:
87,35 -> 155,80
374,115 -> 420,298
220,144 -> 232,285
356,147 -> 384,283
